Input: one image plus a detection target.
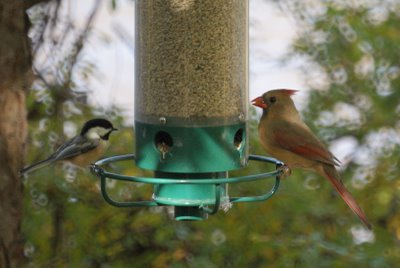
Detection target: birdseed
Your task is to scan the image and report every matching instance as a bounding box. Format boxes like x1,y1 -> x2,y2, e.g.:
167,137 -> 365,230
135,0 -> 248,126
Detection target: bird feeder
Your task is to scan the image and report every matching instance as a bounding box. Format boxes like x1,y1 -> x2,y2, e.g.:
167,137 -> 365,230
91,0 -> 282,221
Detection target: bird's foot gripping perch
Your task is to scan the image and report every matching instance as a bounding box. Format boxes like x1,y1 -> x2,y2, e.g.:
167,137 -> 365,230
277,165 -> 291,179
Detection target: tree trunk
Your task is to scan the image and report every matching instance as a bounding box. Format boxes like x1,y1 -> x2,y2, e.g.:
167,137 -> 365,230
0,1 -> 32,267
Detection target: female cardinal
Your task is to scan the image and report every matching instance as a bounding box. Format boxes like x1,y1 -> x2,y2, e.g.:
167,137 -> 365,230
252,89 -> 371,229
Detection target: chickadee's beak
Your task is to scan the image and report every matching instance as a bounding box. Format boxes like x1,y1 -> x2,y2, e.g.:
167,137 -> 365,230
112,127 -> 118,131
251,96 -> 268,109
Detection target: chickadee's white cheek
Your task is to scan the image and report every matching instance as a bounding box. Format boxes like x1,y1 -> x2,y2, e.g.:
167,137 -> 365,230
86,127 -> 111,140
87,131 -> 100,140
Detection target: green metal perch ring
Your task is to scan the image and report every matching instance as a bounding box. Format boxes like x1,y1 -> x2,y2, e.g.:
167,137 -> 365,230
91,154 -> 283,213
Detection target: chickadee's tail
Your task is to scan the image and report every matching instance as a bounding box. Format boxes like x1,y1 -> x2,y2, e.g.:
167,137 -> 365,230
20,157 -> 53,175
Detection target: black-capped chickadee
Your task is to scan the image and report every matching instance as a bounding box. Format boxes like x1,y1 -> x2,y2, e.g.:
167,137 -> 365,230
21,118 -> 117,175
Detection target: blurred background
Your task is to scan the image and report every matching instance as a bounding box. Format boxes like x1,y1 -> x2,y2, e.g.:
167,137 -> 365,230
16,0 -> 400,267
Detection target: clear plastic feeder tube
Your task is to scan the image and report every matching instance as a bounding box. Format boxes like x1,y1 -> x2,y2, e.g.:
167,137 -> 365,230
135,0 -> 248,127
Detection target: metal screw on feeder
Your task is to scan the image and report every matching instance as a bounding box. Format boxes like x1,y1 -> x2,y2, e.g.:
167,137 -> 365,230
91,0 -> 283,221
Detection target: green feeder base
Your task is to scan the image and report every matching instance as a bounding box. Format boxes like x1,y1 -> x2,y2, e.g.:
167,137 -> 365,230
153,171 -> 227,206
175,206 -> 207,221
135,121 -> 247,173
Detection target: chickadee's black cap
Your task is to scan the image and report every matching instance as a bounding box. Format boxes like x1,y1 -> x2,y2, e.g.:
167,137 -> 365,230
80,118 -> 116,135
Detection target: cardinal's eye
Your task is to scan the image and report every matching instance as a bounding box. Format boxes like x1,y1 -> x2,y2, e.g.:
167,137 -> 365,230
269,96 -> 277,103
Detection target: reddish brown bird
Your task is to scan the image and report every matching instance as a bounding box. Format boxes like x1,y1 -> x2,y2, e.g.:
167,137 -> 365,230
252,89 -> 371,229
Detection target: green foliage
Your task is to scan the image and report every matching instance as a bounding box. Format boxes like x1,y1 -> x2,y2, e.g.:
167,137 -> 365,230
22,1 -> 400,267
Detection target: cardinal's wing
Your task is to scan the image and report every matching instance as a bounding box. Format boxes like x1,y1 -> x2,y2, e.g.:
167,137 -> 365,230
272,121 -> 340,166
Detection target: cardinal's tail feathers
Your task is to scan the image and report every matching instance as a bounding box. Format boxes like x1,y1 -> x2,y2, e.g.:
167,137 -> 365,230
20,157 -> 53,175
322,165 -> 372,230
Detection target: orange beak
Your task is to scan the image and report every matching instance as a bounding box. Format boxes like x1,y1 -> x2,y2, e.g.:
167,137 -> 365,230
251,96 -> 267,109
